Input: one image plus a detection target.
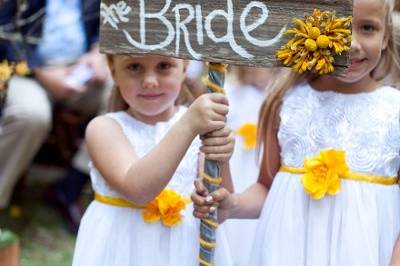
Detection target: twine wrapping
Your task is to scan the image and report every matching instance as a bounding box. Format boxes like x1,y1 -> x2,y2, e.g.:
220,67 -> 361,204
198,62 -> 227,266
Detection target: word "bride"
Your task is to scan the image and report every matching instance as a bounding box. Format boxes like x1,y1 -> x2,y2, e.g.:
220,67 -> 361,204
101,0 -> 286,59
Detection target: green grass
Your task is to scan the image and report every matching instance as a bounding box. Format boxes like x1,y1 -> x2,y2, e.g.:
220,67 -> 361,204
18,205 -> 75,266
0,166 -> 85,266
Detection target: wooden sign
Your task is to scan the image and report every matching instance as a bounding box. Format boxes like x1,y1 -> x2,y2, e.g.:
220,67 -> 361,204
100,0 -> 352,69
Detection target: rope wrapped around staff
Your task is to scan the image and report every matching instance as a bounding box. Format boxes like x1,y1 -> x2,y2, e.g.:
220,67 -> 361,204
198,62 -> 227,266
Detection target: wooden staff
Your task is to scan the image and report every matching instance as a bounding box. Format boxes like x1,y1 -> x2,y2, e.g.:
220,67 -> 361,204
198,62 -> 227,266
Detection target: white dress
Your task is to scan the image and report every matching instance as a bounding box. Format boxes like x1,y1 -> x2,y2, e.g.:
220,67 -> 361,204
250,83 -> 400,266
72,107 -> 233,266
225,83 -> 264,266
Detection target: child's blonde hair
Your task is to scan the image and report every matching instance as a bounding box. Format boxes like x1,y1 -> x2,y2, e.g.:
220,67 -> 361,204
374,0 -> 400,80
389,10 -> 400,86
257,0 -> 400,182
106,55 -> 205,112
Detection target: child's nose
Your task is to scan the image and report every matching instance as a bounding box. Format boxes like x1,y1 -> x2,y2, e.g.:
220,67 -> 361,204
142,74 -> 158,89
350,34 -> 361,53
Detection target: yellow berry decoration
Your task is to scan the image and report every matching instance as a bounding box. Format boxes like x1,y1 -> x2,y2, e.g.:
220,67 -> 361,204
276,9 -> 352,75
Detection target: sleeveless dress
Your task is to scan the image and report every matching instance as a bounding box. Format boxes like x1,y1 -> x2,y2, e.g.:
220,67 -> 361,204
72,107 -> 233,266
250,83 -> 400,266
225,82 -> 264,266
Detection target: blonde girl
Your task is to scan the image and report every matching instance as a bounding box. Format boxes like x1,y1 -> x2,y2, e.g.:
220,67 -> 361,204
192,0 -> 400,265
72,54 -> 234,266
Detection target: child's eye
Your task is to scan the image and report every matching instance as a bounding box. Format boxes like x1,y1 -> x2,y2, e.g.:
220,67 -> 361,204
158,62 -> 173,70
360,24 -> 376,33
127,63 -> 141,72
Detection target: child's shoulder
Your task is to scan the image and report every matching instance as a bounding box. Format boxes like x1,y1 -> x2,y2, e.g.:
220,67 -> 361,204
374,86 -> 400,107
282,81 -> 310,100
85,114 -> 126,148
378,85 -> 400,98
86,112 -> 127,131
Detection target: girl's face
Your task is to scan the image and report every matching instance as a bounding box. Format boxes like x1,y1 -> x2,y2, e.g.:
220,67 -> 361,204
336,0 -> 388,86
108,55 -> 187,123
315,0 -> 389,92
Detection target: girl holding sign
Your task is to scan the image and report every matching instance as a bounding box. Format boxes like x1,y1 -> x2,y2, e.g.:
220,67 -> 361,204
192,0 -> 400,265
72,54 -> 234,266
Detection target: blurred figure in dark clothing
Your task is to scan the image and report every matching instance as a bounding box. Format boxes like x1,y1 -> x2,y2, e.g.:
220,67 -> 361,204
0,0 -> 110,233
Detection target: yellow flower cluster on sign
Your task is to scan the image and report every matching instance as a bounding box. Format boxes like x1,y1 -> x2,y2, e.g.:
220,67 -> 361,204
236,123 -> 257,150
142,189 -> 188,227
0,60 -> 30,91
301,149 -> 349,200
276,9 -> 352,74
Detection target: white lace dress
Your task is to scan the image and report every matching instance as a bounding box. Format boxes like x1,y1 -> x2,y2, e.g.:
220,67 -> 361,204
250,83 -> 400,266
225,83 -> 264,266
72,107 -> 233,266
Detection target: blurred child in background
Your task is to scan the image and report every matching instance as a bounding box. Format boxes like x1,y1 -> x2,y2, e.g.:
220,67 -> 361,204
224,66 -> 277,266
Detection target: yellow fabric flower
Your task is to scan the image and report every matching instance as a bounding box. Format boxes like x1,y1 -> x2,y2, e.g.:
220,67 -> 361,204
142,198 -> 161,223
276,9 -> 352,74
236,123 -> 257,150
14,61 -> 30,76
301,149 -> 349,200
0,60 -> 12,82
142,189 -> 187,227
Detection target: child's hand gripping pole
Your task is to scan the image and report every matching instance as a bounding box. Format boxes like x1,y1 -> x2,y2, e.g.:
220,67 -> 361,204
198,63 -> 227,266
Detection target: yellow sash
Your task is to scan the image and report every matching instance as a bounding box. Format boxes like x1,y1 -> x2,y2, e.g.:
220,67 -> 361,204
94,190 -> 191,227
280,165 -> 398,185
95,193 -> 145,208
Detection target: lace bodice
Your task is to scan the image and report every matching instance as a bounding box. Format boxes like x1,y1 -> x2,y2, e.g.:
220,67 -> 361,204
278,83 -> 400,177
89,107 -> 200,198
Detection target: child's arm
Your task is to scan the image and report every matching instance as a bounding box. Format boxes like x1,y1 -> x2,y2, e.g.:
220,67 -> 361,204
86,93 -> 228,205
390,236 -> 400,266
192,107 -> 281,222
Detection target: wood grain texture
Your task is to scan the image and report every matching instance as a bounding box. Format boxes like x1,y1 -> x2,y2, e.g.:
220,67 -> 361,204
100,0 -> 353,70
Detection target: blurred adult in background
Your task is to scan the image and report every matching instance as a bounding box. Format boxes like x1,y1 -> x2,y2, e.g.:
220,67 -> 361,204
0,0 -> 109,233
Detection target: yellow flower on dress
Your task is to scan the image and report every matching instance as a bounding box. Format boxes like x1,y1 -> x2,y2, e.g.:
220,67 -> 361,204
236,123 -> 257,150
276,9 -> 352,74
0,60 -> 12,83
9,205 -> 22,218
15,61 -> 30,76
142,198 -> 161,223
301,149 -> 349,200
142,189 -> 188,227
